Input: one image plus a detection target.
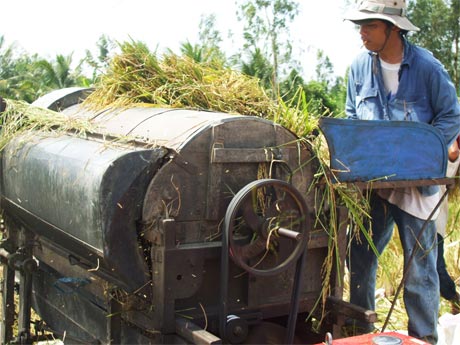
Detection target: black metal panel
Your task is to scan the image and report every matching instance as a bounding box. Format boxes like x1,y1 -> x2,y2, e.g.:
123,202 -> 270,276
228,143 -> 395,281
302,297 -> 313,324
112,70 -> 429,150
32,265 -> 107,344
99,145 -> 166,288
1,134 -> 168,290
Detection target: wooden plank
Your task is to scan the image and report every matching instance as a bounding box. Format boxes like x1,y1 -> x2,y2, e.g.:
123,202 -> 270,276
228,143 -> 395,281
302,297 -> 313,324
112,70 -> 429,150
212,148 -> 282,163
326,296 -> 378,323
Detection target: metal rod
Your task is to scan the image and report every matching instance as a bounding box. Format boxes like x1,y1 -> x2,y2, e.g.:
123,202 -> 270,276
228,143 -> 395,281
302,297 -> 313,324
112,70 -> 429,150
0,263 -> 15,344
284,245 -> 308,344
175,318 -> 221,345
219,202 -> 231,342
277,227 -> 302,241
381,188 -> 449,332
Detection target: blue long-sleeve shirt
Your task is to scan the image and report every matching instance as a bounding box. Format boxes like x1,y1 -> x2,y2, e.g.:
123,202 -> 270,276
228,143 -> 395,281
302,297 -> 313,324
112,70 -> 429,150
346,39 -> 460,147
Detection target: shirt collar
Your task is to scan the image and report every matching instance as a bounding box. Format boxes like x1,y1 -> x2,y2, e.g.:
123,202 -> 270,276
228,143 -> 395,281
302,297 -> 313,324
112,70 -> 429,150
401,38 -> 413,67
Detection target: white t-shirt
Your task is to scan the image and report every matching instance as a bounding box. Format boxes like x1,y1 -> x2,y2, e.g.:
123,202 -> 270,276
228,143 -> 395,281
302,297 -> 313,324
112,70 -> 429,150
380,58 -> 400,97
378,187 -> 441,220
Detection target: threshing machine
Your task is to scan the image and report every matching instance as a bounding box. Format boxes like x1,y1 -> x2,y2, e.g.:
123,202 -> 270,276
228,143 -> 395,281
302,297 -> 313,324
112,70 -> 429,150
0,87 -> 377,344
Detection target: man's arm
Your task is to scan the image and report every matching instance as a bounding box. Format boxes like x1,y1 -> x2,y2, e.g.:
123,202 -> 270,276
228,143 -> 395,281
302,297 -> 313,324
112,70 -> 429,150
345,70 -> 358,119
429,65 -> 460,147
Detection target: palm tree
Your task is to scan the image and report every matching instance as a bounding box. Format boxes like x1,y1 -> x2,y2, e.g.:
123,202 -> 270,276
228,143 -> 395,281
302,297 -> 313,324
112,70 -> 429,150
241,48 -> 274,92
84,34 -> 115,83
180,41 -> 204,62
0,36 -> 42,102
35,54 -> 86,91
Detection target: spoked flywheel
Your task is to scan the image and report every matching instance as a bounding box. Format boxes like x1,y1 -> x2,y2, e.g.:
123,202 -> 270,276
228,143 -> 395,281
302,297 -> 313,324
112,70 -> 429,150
224,178 -> 310,276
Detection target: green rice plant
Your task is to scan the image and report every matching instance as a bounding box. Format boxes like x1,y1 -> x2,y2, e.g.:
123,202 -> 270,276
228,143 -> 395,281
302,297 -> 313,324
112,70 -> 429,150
299,133 -> 374,330
271,86 -> 320,137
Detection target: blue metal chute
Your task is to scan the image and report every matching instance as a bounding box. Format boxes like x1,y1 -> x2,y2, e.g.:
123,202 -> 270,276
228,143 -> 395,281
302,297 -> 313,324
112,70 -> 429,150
319,117 -> 448,182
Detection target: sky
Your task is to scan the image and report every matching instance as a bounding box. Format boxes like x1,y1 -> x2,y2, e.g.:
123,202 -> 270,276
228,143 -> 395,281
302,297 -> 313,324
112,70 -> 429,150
1,0 -> 362,80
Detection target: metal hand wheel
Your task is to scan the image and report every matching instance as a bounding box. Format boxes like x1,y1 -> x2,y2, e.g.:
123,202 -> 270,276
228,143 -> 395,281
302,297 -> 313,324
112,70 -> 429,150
223,178 -> 310,276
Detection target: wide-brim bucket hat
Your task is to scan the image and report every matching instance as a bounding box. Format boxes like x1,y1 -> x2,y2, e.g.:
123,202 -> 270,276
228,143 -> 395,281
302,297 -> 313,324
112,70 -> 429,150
344,0 -> 420,32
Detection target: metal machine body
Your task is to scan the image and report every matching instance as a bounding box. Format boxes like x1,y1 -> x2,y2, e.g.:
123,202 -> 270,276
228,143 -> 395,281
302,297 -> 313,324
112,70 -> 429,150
0,88 -> 352,344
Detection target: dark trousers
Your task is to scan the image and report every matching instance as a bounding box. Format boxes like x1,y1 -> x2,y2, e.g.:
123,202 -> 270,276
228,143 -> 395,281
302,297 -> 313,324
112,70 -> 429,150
437,233 -> 457,301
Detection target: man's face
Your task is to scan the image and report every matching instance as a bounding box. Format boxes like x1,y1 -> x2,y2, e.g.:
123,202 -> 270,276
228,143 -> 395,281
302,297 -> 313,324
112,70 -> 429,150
357,20 -> 391,52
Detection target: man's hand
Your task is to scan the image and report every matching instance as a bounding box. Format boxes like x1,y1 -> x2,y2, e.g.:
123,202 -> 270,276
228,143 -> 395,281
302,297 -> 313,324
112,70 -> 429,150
448,137 -> 460,162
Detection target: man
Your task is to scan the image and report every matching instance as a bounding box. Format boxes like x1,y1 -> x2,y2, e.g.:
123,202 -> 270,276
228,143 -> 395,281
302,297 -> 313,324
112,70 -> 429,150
344,0 -> 460,344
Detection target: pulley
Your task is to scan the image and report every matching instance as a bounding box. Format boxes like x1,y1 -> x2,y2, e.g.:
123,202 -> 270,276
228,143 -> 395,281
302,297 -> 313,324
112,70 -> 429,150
224,178 -> 309,276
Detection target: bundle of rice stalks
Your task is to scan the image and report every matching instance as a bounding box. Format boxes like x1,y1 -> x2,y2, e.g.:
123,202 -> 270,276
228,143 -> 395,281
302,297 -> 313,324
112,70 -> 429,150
0,99 -> 93,150
84,40 -> 278,119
